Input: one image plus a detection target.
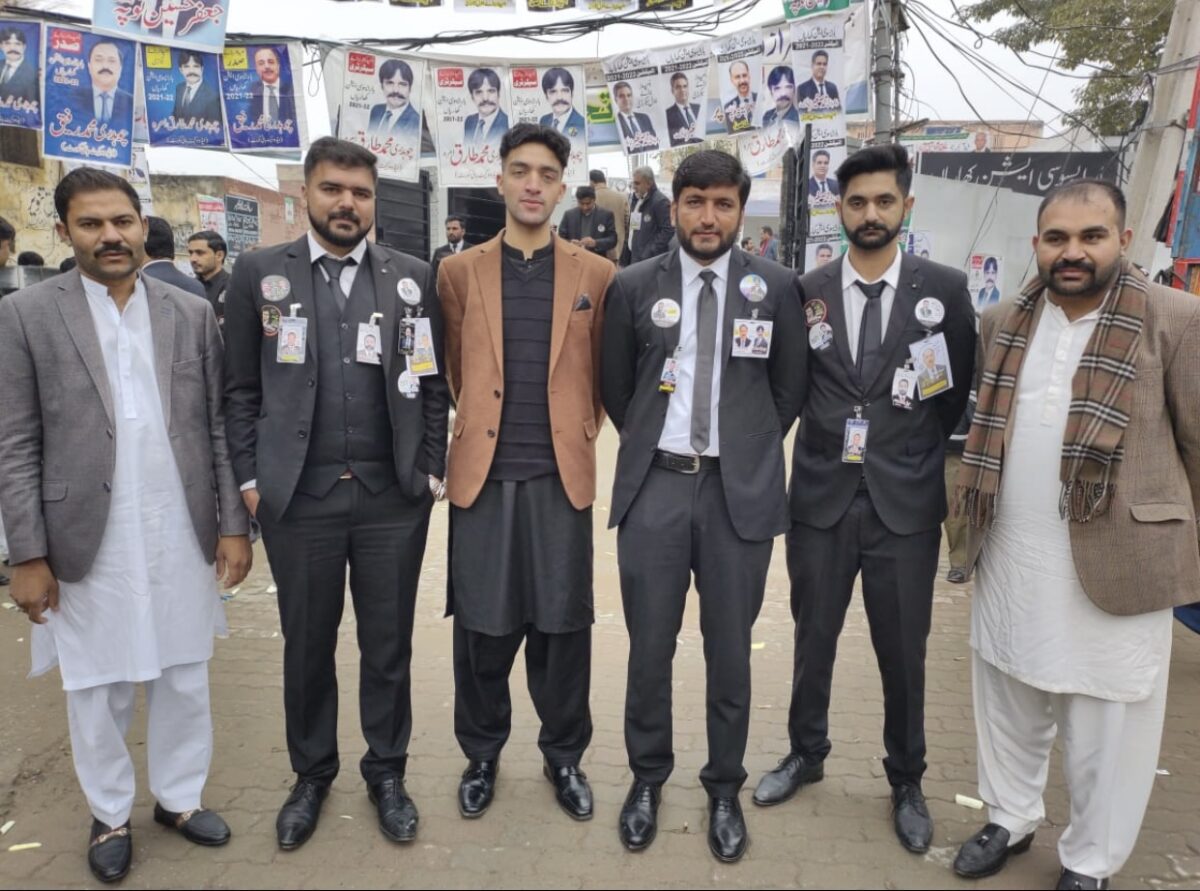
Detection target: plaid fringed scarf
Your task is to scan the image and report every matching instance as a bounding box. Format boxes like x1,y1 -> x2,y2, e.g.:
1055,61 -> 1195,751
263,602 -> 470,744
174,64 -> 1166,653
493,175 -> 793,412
957,261 -> 1147,527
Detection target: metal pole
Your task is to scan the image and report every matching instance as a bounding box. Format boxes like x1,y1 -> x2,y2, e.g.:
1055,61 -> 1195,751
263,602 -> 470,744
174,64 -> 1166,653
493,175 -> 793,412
872,0 -> 895,144
797,123 -> 813,271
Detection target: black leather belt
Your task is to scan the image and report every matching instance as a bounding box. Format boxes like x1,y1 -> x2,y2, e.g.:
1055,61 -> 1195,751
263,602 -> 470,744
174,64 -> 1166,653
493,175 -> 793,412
652,450 -> 720,474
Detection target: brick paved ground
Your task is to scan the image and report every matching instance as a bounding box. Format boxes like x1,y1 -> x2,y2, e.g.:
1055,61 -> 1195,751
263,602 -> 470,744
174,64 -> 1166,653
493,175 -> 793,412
1,428 -> 1198,889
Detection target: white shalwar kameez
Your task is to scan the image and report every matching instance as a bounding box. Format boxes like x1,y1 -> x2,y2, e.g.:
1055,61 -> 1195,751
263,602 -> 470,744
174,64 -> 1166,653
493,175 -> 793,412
31,275 -> 226,827
972,300 -> 1172,880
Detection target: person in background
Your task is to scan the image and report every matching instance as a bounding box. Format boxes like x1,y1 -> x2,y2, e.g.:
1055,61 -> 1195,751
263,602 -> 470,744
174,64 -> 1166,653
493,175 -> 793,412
758,226 -> 778,261
431,214 -> 466,280
558,186 -> 617,257
0,216 -> 15,267
187,231 -> 229,324
590,170 -> 628,264
142,217 -> 205,299
622,166 -> 672,267
16,251 -> 43,267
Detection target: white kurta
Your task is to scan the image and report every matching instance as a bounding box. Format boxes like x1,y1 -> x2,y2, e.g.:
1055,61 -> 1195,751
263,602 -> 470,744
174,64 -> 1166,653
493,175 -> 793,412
31,276 -> 225,691
972,300 -> 1172,702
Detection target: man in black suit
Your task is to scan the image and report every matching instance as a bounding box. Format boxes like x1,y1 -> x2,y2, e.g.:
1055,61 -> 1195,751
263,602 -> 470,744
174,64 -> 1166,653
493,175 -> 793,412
367,59 -> 421,139
665,72 -> 702,147
250,46 -> 296,127
612,80 -> 659,153
558,187 -> 617,257
142,216 -> 206,299
171,51 -> 222,126
796,50 -> 841,110
462,67 -> 509,151
187,230 -> 229,324
762,65 -> 799,128
622,166 -> 672,267
223,137 -> 449,852
75,40 -> 133,127
0,26 -> 38,105
430,214 -> 465,280
753,143 -> 975,855
603,150 -> 806,864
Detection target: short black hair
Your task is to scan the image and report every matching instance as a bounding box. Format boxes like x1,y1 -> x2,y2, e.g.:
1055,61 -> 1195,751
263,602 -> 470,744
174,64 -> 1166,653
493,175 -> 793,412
0,26 -> 27,45
379,58 -> 413,86
445,214 -> 465,228
467,67 -> 500,94
589,169 -> 606,184
813,149 -> 831,162
0,215 -> 14,246
613,81 -> 632,97
188,230 -> 227,256
16,251 -> 43,266
542,66 -> 574,95
766,65 -> 794,90
144,216 -> 176,260
253,45 -> 280,65
983,256 -> 999,273
836,143 -> 912,196
54,166 -> 141,222
816,242 -> 833,253
812,50 -> 829,64
1037,179 -> 1126,229
499,123 -> 570,171
304,135 -> 379,184
672,149 -> 751,208
761,225 -> 773,236
177,50 -> 203,68
88,40 -> 123,67
59,257 -> 77,272
670,72 -> 688,88
575,185 -> 595,201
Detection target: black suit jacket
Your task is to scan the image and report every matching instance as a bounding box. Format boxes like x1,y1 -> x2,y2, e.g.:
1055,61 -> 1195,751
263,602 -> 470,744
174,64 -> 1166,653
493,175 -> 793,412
0,60 -> 38,104
143,259 -> 207,299
625,187 -> 673,265
602,248 -> 807,541
616,111 -> 659,151
665,103 -> 703,146
796,79 -> 840,103
790,253 -> 975,535
251,81 -> 297,124
807,176 -> 840,198
558,206 -> 617,255
172,80 -> 222,124
223,236 -> 450,520
368,102 -> 421,137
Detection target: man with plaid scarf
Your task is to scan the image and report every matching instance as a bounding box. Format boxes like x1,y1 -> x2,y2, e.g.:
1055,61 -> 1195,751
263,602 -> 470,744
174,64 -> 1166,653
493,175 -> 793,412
952,180 -> 1200,890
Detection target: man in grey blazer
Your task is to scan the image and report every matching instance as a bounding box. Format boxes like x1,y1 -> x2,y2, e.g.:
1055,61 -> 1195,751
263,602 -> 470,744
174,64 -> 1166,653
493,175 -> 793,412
0,167 -> 251,883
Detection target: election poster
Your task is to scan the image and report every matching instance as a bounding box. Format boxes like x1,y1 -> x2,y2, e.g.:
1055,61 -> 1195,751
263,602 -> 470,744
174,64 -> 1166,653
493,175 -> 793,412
783,0 -> 849,19
712,28 -> 763,135
43,27 -> 136,168
92,0 -> 230,54
655,41 -> 709,149
433,63 -> 510,187
602,50 -> 666,156
142,44 -> 226,148
905,230 -> 934,258
738,119 -> 798,178
791,16 -> 845,118
969,253 -> 1003,311
528,0 -> 575,9
805,237 -> 845,271
807,143 -> 845,208
510,64 -> 587,182
0,19 -> 42,131
454,0 -> 517,10
197,194 -> 227,238
220,43 -> 304,154
339,50 -> 426,183
129,145 -> 154,215
224,194 -> 260,260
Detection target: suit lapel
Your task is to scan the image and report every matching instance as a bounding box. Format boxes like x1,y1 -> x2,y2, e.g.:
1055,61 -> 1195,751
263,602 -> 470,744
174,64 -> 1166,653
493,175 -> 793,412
864,252 -> 921,392
369,243 -> 398,376
819,258 -> 856,381
54,272 -> 115,424
284,237 -> 318,365
720,249 -> 747,378
473,234 -> 505,377
657,250 -> 683,355
143,275 -> 176,430
549,238 -> 584,376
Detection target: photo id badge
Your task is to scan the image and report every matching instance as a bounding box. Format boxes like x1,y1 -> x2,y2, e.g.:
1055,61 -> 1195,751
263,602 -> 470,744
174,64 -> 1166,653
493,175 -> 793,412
405,317 -> 438,377
356,322 -> 382,365
842,418 -> 869,464
891,369 -> 918,410
398,316 -> 415,356
908,331 -> 954,400
276,316 -> 308,364
659,352 -> 680,393
731,318 -> 773,358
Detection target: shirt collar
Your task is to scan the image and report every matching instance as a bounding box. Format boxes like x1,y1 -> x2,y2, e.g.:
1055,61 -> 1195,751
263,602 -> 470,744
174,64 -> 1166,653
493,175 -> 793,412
307,231 -> 368,267
80,271 -> 146,306
842,246 -> 903,292
679,246 -> 732,289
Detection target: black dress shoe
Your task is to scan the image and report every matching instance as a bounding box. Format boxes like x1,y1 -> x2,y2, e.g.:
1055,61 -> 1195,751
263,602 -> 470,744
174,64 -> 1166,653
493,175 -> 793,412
458,760 -> 498,819
1057,868 -> 1110,889
618,780 -> 660,851
543,763 -> 593,821
947,568 -> 968,583
752,752 -> 824,806
153,804 -> 231,846
368,776 -> 418,843
276,779 -> 330,850
708,796 -> 749,863
953,822 -> 1033,878
891,783 -> 933,853
87,819 -> 131,883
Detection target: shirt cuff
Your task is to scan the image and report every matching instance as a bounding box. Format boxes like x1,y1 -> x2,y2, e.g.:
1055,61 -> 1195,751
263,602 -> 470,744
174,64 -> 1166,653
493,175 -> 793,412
239,479 -> 257,492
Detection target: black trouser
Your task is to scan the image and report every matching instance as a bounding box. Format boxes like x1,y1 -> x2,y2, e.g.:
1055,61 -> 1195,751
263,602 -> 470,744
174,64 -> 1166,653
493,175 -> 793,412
452,619 -> 593,767
786,491 -> 939,787
618,465 -> 772,798
258,478 -> 431,786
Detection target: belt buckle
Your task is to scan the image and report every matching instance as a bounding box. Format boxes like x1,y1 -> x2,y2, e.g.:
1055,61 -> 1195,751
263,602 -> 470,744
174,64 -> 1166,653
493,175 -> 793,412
679,454 -> 701,474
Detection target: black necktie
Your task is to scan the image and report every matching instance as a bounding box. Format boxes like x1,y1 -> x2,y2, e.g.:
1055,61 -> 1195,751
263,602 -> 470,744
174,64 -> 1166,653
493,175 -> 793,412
691,269 -> 718,454
856,280 -> 885,377
319,255 -> 356,314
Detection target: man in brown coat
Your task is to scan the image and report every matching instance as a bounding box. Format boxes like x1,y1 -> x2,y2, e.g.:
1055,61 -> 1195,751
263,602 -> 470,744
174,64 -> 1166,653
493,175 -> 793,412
438,123 -> 613,823
589,169 -> 627,263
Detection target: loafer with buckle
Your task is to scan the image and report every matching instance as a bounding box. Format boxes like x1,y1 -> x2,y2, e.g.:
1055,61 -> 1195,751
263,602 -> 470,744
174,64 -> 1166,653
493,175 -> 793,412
891,783 -> 933,853
88,819 -> 131,883
458,760 -> 497,818
953,822 -> 1033,878
544,762 -> 593,821
618,780 -> 660,851
1057,868 -> 1110,890
153,803 -> 231,846
368,776 -> 418,843
752,752 -> 824,806
276,779 -> 329,850
708,796 -> 749,863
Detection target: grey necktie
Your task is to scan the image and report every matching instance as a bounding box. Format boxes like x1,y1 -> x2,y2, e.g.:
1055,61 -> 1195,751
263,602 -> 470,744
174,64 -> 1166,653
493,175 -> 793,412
691,269 -> 718,454
319,255 -> 355,314
101,92 -> 113,123
268,86 -> 279,121
856,280 -> 885,378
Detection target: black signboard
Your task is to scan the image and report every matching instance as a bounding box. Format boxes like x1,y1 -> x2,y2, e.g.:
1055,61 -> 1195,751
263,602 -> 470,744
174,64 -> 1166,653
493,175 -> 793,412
916,151 -> 1120,197
224,194 -> 261,260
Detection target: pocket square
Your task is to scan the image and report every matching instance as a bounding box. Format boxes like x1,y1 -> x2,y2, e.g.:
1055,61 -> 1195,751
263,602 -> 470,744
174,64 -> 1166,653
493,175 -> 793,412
573,294 -> 592,311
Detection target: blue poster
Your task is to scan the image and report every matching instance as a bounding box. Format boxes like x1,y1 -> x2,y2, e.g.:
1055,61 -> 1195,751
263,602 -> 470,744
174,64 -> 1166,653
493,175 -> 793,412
43,27 -> 135,168
92,0 -> 229,55
142,44 -> 225,148
0,20 -> 42,130
220,43 -> 301,153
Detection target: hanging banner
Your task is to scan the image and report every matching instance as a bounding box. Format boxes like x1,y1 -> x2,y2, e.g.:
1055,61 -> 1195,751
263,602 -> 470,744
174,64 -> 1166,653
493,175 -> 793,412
528,0 -> 575,8
92,0 -> 230,54
783,0 -> 849,20
805,238 -> 845,270
807,141 -> 845,208
969,253 -> 1003,310
640,0 -> 693,9
197,194 -> 227,238
339,51 -> 425,183
142,44 -> 226,148
0,20 -> 42,130
390,0 -> 443,4
602,50 -> 665,155
510,65 -> 587,182
130,145 -> 154,215
841,2 -> 869,114
434,64 -> 509,187
905,230 -> 934,258
738,118 -> 798,177
43,28 -> 136,168
583,0 -> 635,9
916,151 -> 1121,196
220,43 -> 303,154
901,131 -> 977,154
712,28 -> 763,135
791,16 -> 844,117
454,0 -> 517,10
655,41 -> 708,149
224,194 -> 260,259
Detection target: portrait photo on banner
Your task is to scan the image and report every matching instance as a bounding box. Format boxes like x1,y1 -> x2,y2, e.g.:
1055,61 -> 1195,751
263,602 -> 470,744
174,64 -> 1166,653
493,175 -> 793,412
142,44 -> 226,148
509,64 -> 587,182
602,50 -> 666,156
712,28 -> 763,136
433,63 -> 511,187
791,16 -> 844,116
339,50 -> 426,183
0,19 -> 42,130
43,27 -> 136,168
220,43 -> 302,154
655,41 -> 709,148
91,0 -> 230,54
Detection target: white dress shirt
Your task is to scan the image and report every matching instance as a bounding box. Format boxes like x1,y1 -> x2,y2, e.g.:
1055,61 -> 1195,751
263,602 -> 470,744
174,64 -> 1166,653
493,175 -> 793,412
841,248 -> 902,362
657,248 -> 730,457
308,231 -> 368,294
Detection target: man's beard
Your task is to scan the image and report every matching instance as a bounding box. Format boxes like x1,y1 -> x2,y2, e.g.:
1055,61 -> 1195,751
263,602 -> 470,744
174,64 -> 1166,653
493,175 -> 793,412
1037,256 -> 1121,300
845,219 -> 902,251
310,209 -> 369,249
678,223 -> 737,263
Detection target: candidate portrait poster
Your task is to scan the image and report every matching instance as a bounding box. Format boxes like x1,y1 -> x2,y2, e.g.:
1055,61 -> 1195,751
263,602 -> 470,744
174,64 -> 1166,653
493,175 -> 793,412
92,0 -> 229,54
602,50 -> 666,156
339,51 -> 426,183
791,15 -> 845,119
510,64 -> 587,182
712,28 -> 763,136
655,41 -> 709,149
142,44 -> 225,149
220,43 -> 303,154
433,63 -> 510,187
43,27 -> 136,168
969,253 -> 1003,311
0,20 -> 42,130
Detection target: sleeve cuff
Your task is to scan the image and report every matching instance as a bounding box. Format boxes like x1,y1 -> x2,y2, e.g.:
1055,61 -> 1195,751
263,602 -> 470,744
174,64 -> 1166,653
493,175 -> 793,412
239,479 -> 257,492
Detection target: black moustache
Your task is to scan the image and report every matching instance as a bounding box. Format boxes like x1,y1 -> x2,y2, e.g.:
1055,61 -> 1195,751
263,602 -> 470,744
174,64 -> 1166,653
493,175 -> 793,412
330,213 -> 359,223
1052,260 -> 1095,273
96,247 -> 129,256
97,69 -> 114,75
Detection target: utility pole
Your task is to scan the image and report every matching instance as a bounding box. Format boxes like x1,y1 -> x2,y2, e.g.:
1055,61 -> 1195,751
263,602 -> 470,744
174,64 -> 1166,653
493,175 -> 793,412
871,0 -> 904,144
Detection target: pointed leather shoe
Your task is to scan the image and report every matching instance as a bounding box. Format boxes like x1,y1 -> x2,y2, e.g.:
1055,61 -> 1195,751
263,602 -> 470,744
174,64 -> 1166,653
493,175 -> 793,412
153,803 -> 231,846
87,819 -> 131,883
544,763 -> 593,821
1057,868 -> 1110,890
458,760 -> 497,818
891,783 -> 933,853
708,796 -> 749,863
369,776 -> 419,843
953,822 -> 1033,878
752,752 -> 824,806
276,779 -> 329,850
618,780 -> 661,851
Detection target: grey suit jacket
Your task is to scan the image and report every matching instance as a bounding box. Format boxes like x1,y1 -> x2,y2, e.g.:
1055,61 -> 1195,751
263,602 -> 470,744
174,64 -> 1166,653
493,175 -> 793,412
0,270 -> 248,583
